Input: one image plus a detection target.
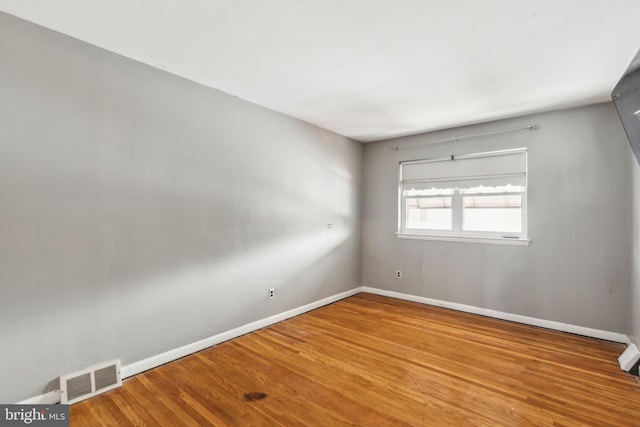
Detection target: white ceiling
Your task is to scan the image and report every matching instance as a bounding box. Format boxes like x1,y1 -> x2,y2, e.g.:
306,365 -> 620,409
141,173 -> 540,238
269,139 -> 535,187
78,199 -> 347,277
1,1 -> 640,142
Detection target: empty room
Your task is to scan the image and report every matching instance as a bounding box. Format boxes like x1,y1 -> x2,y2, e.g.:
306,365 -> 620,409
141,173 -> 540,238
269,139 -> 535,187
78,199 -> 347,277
2,1 -> 640,425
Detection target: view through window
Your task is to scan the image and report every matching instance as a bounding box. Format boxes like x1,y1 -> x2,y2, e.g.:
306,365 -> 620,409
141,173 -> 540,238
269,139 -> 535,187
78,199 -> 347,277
399,149 -> 527,240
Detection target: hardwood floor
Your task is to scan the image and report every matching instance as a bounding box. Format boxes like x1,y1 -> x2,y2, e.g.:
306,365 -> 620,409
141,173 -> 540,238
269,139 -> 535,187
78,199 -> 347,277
71,293 -> 640,426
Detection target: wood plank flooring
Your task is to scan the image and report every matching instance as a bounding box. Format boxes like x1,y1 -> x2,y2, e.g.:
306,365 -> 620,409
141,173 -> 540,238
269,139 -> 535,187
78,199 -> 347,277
70,293 -> 640,426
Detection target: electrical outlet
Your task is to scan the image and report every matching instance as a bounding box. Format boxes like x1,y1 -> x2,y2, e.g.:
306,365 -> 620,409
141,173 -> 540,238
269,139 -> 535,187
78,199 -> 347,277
396,270 -> 402,279
268,288 -> 275,299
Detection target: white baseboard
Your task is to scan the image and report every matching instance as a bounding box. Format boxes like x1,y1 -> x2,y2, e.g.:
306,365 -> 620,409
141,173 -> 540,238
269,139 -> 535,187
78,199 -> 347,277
17,287 -> 362,405
17,390 -> 61,405
120,286 -> 362,379
362,287 -> 630,344
19,285 -> 629,404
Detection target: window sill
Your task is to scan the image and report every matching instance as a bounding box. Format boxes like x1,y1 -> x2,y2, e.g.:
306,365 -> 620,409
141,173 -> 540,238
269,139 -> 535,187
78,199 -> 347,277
395,233 -> 531,246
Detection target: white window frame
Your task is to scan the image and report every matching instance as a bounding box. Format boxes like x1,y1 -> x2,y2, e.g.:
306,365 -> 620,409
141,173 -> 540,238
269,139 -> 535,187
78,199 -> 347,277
396,149 -> 530,246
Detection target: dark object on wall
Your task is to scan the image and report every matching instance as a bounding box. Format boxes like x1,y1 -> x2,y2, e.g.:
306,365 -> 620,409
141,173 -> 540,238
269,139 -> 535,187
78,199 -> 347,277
612,49 -> 640,167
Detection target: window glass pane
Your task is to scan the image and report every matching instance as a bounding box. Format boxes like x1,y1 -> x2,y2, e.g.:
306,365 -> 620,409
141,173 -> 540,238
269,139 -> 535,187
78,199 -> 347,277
406,197 -> 452,230
462,195 -> 522,232
399,149 -> 527,239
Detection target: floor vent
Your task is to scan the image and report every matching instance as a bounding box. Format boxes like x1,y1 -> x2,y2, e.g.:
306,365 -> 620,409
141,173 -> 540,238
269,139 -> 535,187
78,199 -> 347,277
60,360 -> 122,404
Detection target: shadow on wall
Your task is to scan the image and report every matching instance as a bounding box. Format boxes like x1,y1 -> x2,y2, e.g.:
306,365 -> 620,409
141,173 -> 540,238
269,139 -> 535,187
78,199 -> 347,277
0,146 -> 355,390
0,11 -> 361,403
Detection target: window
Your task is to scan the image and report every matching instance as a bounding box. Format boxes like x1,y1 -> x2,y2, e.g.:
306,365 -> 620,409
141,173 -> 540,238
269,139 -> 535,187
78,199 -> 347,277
398,149 -> 528,244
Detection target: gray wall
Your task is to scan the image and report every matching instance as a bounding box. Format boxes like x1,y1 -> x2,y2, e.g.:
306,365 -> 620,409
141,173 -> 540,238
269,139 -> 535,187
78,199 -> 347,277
0,13 -> 362,403
363,103 -> 630,333
630,147 -> 640,345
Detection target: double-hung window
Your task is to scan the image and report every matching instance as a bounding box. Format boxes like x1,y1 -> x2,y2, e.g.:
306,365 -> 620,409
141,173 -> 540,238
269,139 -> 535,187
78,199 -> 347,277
398,148 -> 528,244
